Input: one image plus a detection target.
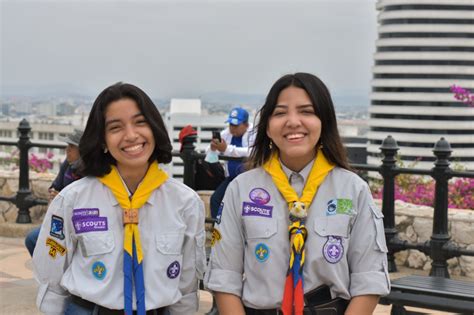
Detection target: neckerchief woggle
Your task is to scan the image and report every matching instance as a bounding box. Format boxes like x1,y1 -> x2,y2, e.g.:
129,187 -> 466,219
99,161 -> 168,315
263,149 -> 334,315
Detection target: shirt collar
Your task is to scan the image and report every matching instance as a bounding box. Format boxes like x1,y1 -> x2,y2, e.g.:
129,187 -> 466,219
280,159 -> 315,185
107,172 -> 156,206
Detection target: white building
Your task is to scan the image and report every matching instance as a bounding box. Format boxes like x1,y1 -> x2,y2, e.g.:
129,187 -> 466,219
368,0 -> 474,170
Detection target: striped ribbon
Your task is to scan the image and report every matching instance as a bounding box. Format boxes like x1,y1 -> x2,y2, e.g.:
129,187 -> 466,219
263,149 -> 334,315
99,161 -> 168,315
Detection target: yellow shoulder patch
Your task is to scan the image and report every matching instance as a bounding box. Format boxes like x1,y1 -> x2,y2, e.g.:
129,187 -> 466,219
46,237 -> 67,259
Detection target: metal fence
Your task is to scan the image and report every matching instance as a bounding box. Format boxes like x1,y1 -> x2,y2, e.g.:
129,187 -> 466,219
1,120 -> 473,278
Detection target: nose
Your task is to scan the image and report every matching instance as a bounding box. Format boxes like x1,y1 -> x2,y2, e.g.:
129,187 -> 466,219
285,110 -> 302,128
124,125 -> 138,141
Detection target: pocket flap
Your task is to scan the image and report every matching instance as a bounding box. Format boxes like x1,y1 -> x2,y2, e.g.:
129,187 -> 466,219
314,215 -> 350,238
155,232 -> 185,255
246,219 -> 277,239
79,232 -> 115,257
369,204 -> 384,219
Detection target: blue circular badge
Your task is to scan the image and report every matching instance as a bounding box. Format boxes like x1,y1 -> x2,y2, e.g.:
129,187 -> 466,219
167,261 -> 181,279
92,261 -> 107,280
255,243 -> 270,262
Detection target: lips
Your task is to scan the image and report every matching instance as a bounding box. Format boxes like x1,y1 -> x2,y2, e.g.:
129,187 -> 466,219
285,133 -> 306,141
122,143 -> 145,153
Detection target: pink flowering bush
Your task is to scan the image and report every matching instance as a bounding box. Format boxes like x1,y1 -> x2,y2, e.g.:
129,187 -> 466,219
371,175 -> 474,210
28,152 -> 54,173
450,85 -> 474,107
0,150 -> 54,173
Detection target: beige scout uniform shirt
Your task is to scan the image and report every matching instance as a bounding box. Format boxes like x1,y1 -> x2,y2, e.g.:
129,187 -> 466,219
205,161 -> 390,309
33,176 -> 206,315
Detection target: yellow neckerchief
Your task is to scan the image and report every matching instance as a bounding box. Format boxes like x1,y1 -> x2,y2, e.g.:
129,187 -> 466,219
263,149 -> 334,315
98,161 -> 168,315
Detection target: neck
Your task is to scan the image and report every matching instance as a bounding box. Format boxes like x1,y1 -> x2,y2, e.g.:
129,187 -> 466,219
280,151 -> 316,173
117,163 -> 150,194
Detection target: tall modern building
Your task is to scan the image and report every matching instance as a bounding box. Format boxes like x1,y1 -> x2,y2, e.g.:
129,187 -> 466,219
368,0 -> 474,169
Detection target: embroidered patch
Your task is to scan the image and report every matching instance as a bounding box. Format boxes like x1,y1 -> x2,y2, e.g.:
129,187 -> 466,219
72,208 -> 100,219
216,202 -> 224,225
249,188 -> 271,205
92,261 -> 107,280
326,199 -> 353,216
242,202 -> 273,218
46,237 -> 66,258
73,217 -> 108,234
211,228 -> 222,247
323,236 -> 344,263
50,215 -> 65,240
255,243 -> 269,262
167,261 -> 180,279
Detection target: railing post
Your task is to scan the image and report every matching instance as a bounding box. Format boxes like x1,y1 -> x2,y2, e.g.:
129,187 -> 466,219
181,135 -> 197,189
16,119 -> 33,223
379,135 -> 399,272
429,137 -> 452,278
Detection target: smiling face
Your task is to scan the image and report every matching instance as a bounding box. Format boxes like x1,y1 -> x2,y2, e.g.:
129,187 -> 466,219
266,86 -> 322,172
104,98 -> 155,175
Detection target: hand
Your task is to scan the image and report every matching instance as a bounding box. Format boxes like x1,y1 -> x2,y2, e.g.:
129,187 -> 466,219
48,188 -> 59,201
211,139 -> 227,153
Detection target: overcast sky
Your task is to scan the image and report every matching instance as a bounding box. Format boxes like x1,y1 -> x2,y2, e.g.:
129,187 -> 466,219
1,0 -> 378,101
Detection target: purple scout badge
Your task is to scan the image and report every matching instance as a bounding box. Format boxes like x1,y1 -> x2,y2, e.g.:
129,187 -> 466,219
167,261 -> 180,279
249,188 -> 271,205
242,188 -> 273,218
323,236 -> 344,263
73,217 -> 108,234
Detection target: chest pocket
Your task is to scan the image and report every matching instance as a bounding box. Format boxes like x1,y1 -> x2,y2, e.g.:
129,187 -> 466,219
79,231 -> 115,257
245,219 -> 278,239
313,215 -> 351,238
155,232 -> 185,255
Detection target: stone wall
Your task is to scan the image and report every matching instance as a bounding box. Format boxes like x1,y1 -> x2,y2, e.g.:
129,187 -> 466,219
375,200 -> 474,279
0,170 -> 54,224
1,171 -> 473,278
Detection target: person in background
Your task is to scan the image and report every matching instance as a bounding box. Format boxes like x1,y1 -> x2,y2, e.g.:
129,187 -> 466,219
179,125 -> 225,191
207,107 -> 255,218
24,129 -> 83,257
32,82 -> 205,314
205,73 -> 390,315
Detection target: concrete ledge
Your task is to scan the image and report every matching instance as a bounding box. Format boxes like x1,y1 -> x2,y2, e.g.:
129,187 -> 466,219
0,222 -> 40,238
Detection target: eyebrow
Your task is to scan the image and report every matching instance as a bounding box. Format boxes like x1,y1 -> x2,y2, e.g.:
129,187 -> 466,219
105,112 -> 144,126
274,104 -> 314,108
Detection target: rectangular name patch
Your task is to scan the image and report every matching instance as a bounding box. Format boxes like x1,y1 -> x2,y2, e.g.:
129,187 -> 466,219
73,208 -> 100,219
73,217 -> 108,234
242,202 -> 273,218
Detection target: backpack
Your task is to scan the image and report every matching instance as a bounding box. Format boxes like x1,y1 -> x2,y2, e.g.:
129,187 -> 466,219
194,158 -> 226,190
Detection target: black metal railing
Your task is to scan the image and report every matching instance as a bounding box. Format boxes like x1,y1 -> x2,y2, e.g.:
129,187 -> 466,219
0,119 -> 66,223
177,133 -> 474,278
1,120 -> 474,278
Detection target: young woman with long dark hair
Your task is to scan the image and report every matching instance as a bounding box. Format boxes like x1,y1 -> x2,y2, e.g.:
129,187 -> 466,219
33,83 -> 206,315
205,73 -> 390,315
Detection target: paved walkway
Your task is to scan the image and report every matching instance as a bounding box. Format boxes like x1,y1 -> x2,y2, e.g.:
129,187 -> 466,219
0,236 -> 456,315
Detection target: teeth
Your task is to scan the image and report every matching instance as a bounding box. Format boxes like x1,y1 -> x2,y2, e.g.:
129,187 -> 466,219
123,144 -> 143,152
286,133 -> 304,140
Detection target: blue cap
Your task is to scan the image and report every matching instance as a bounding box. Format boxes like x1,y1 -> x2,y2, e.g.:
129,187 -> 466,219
225,107 -> 249,125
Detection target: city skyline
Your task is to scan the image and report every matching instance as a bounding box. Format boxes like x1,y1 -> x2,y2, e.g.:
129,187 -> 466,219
1,0 -> 377,106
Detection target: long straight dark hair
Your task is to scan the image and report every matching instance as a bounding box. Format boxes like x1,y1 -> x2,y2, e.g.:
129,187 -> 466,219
248,73 -> 350,170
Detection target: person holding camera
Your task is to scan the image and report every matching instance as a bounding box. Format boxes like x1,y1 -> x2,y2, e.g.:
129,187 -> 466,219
207,107 -> 255,219
205,73 -> 389,315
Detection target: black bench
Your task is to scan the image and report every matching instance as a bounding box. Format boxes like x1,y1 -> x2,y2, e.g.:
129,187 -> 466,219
380,275 -> 474,314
